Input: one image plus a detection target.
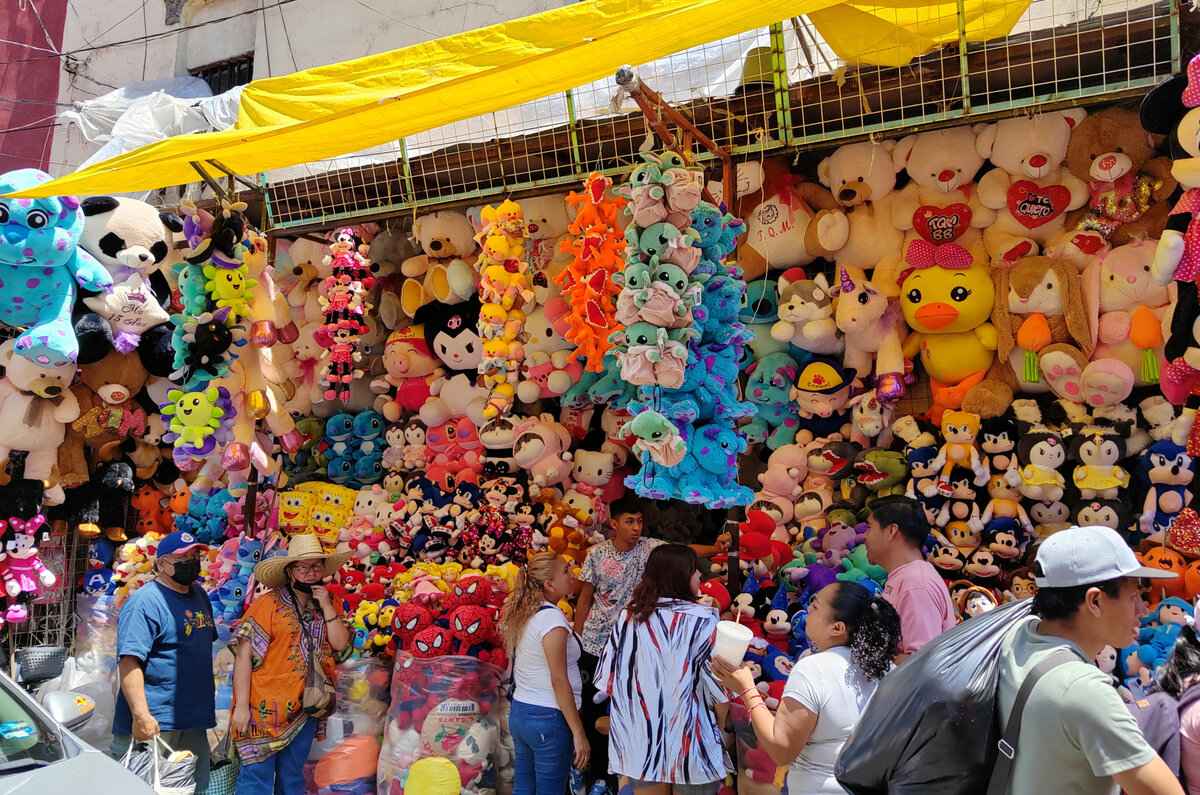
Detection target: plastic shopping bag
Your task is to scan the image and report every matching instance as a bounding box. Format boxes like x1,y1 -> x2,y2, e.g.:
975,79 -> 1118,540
121,735 -> 198,795
834,598 -> 1032,795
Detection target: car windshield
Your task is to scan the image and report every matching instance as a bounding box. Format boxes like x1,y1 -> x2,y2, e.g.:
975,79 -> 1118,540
0,681 -> 64,769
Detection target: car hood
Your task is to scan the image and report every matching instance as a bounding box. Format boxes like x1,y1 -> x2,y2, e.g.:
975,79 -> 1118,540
0,747 -> 153,795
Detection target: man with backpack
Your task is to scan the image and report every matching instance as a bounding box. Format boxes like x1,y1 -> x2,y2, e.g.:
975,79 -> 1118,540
996,525 -> 1184,795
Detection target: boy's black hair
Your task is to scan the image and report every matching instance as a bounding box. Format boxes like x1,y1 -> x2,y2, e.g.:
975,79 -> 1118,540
608,494 -> 644,519
869,494 -> 929,547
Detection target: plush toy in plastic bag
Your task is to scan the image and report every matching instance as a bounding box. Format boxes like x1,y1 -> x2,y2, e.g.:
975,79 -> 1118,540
121,736 -> 197,795
834,598 -> 1032,794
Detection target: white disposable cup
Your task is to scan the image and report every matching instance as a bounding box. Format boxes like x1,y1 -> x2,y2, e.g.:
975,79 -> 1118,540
713,620 -> 754,666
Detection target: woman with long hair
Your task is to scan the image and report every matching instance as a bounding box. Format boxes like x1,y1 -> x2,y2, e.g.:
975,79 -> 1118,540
713,581 -> 901,794
595,543 -> 728,795
499,551 -> 589,794
1160,624 -> 1200,793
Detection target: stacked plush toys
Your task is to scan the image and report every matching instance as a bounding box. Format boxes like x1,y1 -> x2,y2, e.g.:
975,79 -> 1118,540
612,151 -> 755,509
473,200 -> 531,420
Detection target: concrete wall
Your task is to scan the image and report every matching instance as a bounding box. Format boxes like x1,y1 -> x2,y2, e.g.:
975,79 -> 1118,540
48,0 -> 569,178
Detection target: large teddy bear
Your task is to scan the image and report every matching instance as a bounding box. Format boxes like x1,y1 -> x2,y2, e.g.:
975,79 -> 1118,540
400,211 -> 478,318
817,140 -> 905,272
886,125 -> 995,291
734,159 -> 849,280
74,196 -> 181,376
0,169 -> 114,367
0,339 -> 80,483
1048,107 -> 1175,265
976,110 -> 1089,264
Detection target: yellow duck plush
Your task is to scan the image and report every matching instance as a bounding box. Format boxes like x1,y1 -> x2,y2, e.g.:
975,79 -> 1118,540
899,260 -> 1005,422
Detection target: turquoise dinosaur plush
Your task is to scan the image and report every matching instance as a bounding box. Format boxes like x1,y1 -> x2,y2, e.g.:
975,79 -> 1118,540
836,545 -> 887,594
0,169 -> 113,365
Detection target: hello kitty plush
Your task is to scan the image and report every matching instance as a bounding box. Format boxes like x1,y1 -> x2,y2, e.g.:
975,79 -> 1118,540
976,110 -> 1089,264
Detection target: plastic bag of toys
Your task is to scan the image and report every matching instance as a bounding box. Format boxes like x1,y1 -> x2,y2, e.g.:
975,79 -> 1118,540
377,654 -> 507,795
835,599 -> 1032,794
304,656 -> 392,794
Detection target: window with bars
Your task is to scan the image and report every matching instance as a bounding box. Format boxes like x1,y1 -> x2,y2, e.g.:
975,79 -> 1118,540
190,53 -> 255,95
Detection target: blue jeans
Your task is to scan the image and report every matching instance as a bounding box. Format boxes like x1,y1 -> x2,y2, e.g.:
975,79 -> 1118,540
234,718 -> 317,795
510,700 -> 573,795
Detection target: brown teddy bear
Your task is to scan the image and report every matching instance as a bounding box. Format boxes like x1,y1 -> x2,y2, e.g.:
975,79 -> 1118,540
1049,106 -> 1176,266
58,350 -> 151,488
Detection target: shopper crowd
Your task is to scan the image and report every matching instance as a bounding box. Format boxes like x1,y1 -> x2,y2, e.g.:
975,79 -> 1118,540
111,498 -> 1200,795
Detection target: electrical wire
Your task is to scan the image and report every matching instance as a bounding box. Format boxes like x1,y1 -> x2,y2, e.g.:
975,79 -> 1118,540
140,0 -> 148,80
0,0 -> 300,66
278,0 -> 298,71
0,37 -> 58,55
25,0 -> 61,55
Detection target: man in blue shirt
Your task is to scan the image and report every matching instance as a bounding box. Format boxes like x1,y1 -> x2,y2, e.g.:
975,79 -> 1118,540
110,530 -> 216,794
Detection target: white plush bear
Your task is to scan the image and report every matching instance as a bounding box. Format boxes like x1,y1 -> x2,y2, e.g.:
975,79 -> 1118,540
817,140 -> 905,272
517,193 -> 573,304
886,125 -> 996,291
976,110 -> 1089,264
0,340 -> 80,482
400,211 -> 478,318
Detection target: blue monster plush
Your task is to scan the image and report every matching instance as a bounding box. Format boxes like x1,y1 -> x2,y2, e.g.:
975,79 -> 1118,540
743,351 -> 800,449
0,168 -> 113,366
354,452 -> 384,486
691,201 -> 744,262
675,421 -> 752,508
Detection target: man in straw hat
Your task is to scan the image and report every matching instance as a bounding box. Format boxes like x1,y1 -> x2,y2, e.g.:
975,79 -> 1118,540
111,530 -> 217,793
230,534 -> 350,793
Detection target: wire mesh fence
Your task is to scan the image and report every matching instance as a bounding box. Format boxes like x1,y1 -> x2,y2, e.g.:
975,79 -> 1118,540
264,0 -> 1179,233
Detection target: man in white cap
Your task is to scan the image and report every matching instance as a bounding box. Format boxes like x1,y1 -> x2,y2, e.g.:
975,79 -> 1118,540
996,525 -> 1184,795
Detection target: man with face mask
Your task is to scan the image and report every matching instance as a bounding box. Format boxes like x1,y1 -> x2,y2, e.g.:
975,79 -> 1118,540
111,531 -> 216,794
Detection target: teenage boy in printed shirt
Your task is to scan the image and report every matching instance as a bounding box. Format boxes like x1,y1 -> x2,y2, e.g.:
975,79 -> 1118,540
863,494 -> 956,659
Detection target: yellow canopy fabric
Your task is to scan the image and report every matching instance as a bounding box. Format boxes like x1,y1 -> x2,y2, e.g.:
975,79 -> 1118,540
809,0 -> 1031,67
10,0 -> 1028,199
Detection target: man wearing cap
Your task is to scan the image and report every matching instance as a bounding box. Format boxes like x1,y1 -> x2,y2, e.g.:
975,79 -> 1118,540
996,525 -> 1184,795
111,530 -> 216,794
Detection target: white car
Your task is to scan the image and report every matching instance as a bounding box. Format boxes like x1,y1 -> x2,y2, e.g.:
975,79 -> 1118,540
0,670 -> 152,794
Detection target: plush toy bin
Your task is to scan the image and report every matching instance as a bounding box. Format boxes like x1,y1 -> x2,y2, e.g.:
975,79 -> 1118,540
377,653 -> 509,795
301,656 -> 392,794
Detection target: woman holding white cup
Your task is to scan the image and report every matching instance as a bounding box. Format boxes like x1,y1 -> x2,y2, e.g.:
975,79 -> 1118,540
594,544 -> 729,795
712,582 -> 902,794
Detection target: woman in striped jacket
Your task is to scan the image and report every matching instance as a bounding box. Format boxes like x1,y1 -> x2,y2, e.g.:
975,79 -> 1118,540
595,543 -> 729,794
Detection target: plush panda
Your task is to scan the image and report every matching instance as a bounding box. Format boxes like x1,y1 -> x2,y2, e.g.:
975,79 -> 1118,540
75,196 -> 181,376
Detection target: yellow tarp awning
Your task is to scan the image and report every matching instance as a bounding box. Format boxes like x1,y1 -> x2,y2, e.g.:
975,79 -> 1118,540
10,0 -> 1028,199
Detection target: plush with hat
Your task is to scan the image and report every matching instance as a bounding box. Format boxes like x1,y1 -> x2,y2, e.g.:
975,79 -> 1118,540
789,357 -> 856,445
0,339 -> 80,484
372,325 -> 442,422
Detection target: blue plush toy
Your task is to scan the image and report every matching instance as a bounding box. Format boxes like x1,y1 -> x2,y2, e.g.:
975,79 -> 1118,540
354,452 -> 384,486
324,412 -> 356,458
743,351 -> 800,449
675,421 -> 753,508
352,410 -> 386,456
0,168 -> 113,366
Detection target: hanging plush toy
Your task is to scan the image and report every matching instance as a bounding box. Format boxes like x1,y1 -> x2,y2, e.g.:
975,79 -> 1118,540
471,200 -> 531,420
317,228 -> 375,402
0,169 -> 114,367
556,173 -> 627,370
